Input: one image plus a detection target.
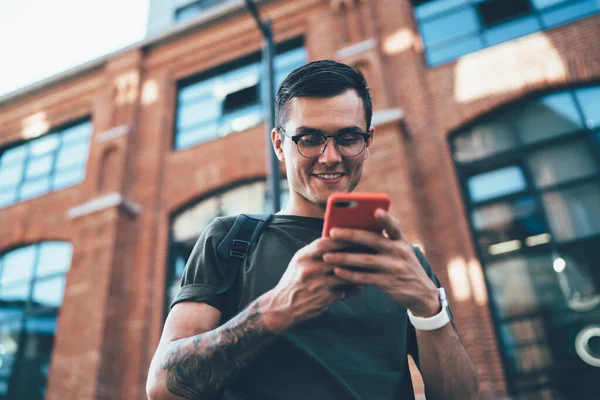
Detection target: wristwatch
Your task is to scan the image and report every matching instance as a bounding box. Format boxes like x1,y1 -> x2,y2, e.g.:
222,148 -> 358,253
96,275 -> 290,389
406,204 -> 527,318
407,287 -> 451,331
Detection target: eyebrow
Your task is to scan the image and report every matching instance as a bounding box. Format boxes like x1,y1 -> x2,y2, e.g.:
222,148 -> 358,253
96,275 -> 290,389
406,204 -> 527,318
295,125 -> 366,135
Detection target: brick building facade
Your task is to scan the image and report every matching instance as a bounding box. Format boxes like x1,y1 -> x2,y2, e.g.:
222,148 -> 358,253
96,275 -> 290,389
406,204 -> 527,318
1,1 -> 599,399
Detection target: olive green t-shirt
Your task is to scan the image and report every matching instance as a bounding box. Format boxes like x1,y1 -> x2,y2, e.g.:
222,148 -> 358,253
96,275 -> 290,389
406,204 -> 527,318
172,215 -> 442,400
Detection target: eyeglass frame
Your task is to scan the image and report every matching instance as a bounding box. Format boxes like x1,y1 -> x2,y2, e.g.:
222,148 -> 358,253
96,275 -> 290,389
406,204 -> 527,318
277,127 -> 371,158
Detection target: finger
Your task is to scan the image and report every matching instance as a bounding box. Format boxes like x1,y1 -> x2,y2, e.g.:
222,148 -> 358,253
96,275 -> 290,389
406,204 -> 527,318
334,267 -> 393,286
374,209 -> 404,241
322,252 -> 391,273
306,237 -> 358,259
328,228 -> 393,253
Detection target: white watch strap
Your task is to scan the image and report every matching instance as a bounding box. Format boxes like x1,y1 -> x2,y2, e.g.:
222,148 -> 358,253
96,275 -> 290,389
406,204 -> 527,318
407,288 -> 450,331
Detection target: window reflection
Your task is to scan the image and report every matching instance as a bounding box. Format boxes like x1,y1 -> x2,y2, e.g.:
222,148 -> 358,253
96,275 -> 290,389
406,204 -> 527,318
174,42 -> 306,149
467,166 -> 527,203
0,242 -> 72,399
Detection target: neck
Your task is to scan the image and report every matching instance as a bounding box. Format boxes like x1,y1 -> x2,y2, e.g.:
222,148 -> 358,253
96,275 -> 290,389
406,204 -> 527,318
279,193 -> 326,218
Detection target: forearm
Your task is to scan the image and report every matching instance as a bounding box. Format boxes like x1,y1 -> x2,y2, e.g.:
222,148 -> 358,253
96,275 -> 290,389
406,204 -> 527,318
149,293 -> 289,399
416,324 -> 479,400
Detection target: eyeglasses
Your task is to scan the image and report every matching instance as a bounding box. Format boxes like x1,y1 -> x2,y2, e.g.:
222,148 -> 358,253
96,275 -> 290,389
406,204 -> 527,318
279,128 -> 371,158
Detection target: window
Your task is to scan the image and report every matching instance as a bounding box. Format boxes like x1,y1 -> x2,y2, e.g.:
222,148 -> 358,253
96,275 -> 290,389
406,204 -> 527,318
174,0 -> 223,23
0,242 -> 72,400
411,0 -> 600,66
450,84 -> 600,398
174,40 -> 307,150
166,180 -> 289,311
0,119 -> 92,208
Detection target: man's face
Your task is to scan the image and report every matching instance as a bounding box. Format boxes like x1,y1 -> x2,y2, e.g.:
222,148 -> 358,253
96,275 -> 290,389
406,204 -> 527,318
273,89 -> 374,211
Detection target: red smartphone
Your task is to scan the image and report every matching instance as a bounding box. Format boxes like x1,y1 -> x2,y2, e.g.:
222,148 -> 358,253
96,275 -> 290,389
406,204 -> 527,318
322,192 -> 391,237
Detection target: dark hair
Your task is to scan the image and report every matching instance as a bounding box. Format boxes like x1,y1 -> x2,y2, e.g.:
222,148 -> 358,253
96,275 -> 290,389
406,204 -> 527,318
275,60 -> 372,131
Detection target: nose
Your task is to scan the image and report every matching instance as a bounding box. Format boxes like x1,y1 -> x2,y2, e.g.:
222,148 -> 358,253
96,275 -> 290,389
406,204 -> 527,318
318,137 -> 343,165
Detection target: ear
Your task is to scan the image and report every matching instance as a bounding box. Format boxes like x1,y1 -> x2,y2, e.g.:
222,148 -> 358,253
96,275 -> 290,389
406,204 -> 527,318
271,127 -> 285,162
364,126 -> 375,160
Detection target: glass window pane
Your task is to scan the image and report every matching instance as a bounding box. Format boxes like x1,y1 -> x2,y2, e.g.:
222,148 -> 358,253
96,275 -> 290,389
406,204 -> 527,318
557,240 -> 600,307
472,196 -> 549,254
0,145 -> 28,166
175,123 -> 219,149
426,35 -> 484,65
1,246 -> 37,285
275,46 -> 307,73
179,78 -> 216,103
25,155 -> 53,179
23,315 -> 57,358
177,98 -> 221,129
420,7 -> 479,46
0,306 -> 24,324
0,187 -> 18,208
542,182 -> 600,241
516,92 -> 583,144
31,276 -> 66,310
19,177 -> 50,201
218,104 -> 263,137
0,163 -> 24,186
541,0 -> 599,28
483,16 -> 541,46
52,168 -> 85,190
532,0 -> 570,9
575,85 -> 600,129
29,134 -> 59,157
468,166 -> 528,203
453,118 -> 516,162
36,243 -> 72,278
415,0 -> 469,19
527,139 -> 598,188
0,284 -> 31,304
61,122 -> 92,144
55,142 -> 89,169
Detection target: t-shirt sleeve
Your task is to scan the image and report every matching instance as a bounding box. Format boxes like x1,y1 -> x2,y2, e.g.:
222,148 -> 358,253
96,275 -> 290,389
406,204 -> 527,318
406,246 -> 453,365
170,217 -> 232,312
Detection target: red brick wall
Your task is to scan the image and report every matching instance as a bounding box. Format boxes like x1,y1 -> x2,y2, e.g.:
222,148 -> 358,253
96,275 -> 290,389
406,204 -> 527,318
1,1 -> 599,398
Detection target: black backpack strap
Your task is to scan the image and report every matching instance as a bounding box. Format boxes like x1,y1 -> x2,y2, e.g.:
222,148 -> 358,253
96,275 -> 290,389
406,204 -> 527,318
216,213 -> 273,297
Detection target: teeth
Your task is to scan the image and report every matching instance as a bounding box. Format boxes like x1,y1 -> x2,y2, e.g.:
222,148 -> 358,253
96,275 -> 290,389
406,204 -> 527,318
317,173 -> 342,179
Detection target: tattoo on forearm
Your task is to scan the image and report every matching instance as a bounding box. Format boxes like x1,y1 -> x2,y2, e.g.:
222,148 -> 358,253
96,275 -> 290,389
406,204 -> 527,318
161,302 -> 276,399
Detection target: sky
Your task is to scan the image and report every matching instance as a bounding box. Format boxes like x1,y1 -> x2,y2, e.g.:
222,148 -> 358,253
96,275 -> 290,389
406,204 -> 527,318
0,0 -> 149,97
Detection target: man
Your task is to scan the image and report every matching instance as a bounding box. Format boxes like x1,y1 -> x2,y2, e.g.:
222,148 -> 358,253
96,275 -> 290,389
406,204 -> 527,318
147,60 -> 479,400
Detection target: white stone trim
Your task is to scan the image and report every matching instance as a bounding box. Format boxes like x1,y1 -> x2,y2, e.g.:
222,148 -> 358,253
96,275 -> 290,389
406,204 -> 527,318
337,39 -> 377,59
371,108 -> 405,127
68,192 -> 141,219
96,124 -> 131,143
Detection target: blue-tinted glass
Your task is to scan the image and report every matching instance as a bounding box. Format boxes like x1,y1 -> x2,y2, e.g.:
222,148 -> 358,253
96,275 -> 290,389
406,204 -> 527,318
415,0 -> 469,19
175,123 -> 219,149
532,0 -> 570,9
179,78 -> 216,103
52,168 -> 84,190
420,7 -> 479,46
0,187 -> 18,208
483,16 -> 541,46
177,98 -> 221,129
275,47 -> 307,72
575,85 -> 600,128
541,0 -> 599,28
427,35 -> 484,65
31,277 -> 66,309
36,243 -> 72,278
1,145 -> 27,166
0,306 -> 23,323
221,63 -> 260,90
61,122 -> 92,144
468,166 -> 528,202
219,104 -> 263,137
19,177 -> 50,200
24,315 -> 57,336
1,246 -> 36,285
0,284 -> 30,303
29,134 -> 59,157
0,163 -> 24,186
516,92 -> 583,144
55,142 -> 89,169
25,155 -> 53,179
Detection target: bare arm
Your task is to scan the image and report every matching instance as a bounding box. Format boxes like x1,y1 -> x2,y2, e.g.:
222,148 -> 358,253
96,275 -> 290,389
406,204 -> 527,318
415,323 -> 479,400
147,237 -> 355,400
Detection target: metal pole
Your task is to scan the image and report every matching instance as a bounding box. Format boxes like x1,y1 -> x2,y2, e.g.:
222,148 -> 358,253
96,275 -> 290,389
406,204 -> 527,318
245,0 -> 281,213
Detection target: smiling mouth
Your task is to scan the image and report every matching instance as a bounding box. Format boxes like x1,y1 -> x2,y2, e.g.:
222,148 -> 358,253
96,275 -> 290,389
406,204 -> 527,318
314,173 -> 345,181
